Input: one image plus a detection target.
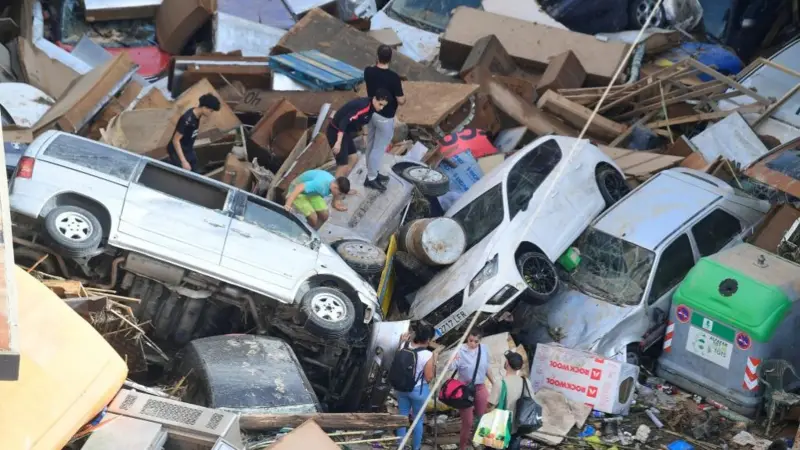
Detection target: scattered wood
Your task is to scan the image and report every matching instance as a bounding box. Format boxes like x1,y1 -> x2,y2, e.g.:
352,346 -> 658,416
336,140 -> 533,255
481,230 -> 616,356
537,90 -> 625,140
645,104 -> 765,129
358,82 -> 479,128
43,279 -> 84,298
537,50 -> 586,96
487,80 -> 576,137
459,34 -> 518,81
239,413 -> 409,432
601,147 -> 684,180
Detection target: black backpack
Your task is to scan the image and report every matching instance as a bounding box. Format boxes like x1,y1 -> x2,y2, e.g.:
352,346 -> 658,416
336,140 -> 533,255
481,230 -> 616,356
389,343 -> 425,393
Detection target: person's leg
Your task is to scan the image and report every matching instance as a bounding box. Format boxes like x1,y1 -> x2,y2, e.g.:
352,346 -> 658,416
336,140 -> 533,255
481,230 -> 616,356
365,115 -> 378,179
395,391 -> 412,443
408,384 -> 430,450
473,384 -> 489,429
334,135 -> 359,178
309,195 -> 329,227
292,194 -> 320,228
459,405 -> 475,450
369,116 -> 394,182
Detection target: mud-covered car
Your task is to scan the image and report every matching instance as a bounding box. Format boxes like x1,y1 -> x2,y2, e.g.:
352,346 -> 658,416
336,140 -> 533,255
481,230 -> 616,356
514,168 -> 769,365
7,130 -> 394,409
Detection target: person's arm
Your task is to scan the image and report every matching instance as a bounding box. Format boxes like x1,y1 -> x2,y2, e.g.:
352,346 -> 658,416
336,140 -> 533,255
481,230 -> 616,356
423,354 -> 435,383
171,132 -> 192,171
283,183 -> 305,211
332,131 -> 344,154
396,78 -> 406,105
486,368 -> 496,387
487,381 -> 501,412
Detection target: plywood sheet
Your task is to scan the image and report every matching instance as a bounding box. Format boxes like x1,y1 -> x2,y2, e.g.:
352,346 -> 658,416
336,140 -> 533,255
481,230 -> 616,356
274,8 -> 452,83
357,82 -> 478,127
440,6 -> 629,84
601,146 -> 684,178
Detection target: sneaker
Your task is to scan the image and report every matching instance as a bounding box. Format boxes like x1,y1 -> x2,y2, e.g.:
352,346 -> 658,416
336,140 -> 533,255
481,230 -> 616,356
364,177 -> 387,192
376,172 -> 390,183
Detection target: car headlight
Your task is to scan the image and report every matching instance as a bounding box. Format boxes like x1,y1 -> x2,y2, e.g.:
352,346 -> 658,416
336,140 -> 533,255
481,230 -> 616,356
469,254 -> 499,295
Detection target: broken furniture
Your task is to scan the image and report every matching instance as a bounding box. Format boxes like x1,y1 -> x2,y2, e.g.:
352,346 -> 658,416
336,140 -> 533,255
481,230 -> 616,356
269,50 -> 364,91
757,360 -> 800,434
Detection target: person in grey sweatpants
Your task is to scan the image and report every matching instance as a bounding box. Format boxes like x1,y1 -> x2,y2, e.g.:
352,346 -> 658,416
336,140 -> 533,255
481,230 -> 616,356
363,45 -> 405,192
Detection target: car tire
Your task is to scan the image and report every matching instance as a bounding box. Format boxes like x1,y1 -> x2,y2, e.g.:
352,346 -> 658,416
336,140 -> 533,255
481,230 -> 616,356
516,251 -> 559,303
400,166 -> 450,197
628,0 -> 666,29
43,205 -> 103,258
336,240 -> 386,275
301,287 -> 356,338
596,166 -> 631,207
394,251 -> 437,284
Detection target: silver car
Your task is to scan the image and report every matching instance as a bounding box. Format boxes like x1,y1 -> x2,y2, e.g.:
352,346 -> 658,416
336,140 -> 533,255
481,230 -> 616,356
10,130 -> 381,336
514,168 -> 770,365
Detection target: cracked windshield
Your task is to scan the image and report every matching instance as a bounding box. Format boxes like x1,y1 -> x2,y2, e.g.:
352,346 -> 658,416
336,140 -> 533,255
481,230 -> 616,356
571,228 -> 655,306
389,0 -> 482,31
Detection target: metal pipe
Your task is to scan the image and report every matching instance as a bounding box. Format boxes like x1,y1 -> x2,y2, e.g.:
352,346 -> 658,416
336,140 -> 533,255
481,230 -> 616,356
93,256 -> 125,290
12,236 -> 71,278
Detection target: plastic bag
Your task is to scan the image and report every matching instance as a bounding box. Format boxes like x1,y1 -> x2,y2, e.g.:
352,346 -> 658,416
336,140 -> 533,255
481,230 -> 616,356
473,381 -> 512,449
514,378 -> 543,433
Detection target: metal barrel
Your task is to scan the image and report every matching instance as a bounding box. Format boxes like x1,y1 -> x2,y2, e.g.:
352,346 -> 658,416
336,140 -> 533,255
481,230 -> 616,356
398,218 -> 466,266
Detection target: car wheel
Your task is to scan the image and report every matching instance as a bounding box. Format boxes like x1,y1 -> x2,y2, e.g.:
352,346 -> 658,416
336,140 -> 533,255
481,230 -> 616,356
301,287 -> 356,338
336,240 -> 386,275
43,205 -> 103,258
394,251 -> 437,284
626,344 -> 642,366
628,0 -> 666,28
516,251 -> 559,303
596,166 -> 631,207
400,166 -> 450,197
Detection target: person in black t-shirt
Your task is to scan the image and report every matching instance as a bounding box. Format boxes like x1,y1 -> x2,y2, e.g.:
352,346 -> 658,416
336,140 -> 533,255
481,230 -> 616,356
363,45 -> 405,192
326,90 -> 390,210
167,94 -> 221,172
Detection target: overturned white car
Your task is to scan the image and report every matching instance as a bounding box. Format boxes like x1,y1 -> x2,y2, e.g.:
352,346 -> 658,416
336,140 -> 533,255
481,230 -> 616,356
408,136 -> 629,341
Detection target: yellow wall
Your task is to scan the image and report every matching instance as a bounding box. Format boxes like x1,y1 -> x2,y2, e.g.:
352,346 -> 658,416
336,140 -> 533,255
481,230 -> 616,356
0,267 -> 127,450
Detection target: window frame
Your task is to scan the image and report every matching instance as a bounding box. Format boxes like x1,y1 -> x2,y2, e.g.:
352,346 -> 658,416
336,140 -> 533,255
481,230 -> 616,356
236,192 -> 315,246
690,208 -> 743,257
449,183 -> 506,252
40,134 -> 141,182
133,160 -> 234,213
505,139 -> 563,220
646,234 -> 696,305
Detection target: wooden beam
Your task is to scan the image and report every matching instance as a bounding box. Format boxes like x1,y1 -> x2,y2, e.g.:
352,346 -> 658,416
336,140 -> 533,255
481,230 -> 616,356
753,82 -> 800,127
645,104 -> 765,128
488,81 -> 576,137
756,57 -> 800,80
239,413 -> 409,432
615,82 -> 728,120
685,58 -> 771,105
608,111 -> 657,147
537,90 -> 625,139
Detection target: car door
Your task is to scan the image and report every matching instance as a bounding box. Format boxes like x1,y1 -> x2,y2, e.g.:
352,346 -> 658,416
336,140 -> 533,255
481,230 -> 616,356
221,194 -> 318,291
641,233 -> 697,350
118,161 -> 233,265
689,207 -> 745,258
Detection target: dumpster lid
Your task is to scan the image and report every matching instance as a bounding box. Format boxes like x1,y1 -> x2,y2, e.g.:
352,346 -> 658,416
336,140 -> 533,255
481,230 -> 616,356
675,244 -> 799,342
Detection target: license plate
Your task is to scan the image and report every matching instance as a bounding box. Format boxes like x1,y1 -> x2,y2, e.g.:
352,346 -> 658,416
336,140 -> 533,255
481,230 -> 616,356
435,309 -> 468,338
686,325 -> 733,369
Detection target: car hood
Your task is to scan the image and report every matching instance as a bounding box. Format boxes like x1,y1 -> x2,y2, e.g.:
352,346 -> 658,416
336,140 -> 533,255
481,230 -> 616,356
410,228 -> 499,319
522,289 -> 634,350
370,10 -> 440,63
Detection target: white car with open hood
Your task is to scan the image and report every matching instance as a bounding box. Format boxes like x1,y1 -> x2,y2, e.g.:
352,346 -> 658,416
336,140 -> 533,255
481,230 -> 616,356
408,135 -> 629,341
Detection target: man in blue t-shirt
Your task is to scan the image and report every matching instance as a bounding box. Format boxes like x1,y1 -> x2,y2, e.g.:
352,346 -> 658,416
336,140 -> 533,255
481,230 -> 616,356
284,169 -> 352,229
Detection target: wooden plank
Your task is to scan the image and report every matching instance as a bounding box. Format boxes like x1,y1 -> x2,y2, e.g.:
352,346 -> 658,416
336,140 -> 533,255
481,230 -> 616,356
357,82 -> 479,127
645,104 -> 765,128
239,413 -> 408,431
487,80 -> 576,137
614,81 -> 729,120
273,8 -> 451,83
608,111 -> 657,147
753,82 -> 800,127
600,146 -> 684,178
227,89 -> 358,115
0,127 -> 19,381
439,7 -> 630,84
537,90 -> 625,140
685,58 -> 771,105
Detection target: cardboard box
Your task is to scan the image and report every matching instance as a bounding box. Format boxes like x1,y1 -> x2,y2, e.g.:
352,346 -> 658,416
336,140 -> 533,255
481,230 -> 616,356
269,420 -> 339,450
536,51 -> 586,96
221,152 -> 252,189
156,0 -> 216,54
530,343 -> 639,415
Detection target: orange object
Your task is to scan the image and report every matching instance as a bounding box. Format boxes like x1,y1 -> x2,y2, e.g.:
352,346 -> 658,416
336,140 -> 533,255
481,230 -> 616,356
0,267 -> 127,450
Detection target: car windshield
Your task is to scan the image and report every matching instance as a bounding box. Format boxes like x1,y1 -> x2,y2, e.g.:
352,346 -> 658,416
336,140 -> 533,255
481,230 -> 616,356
571,228 -> 656,306
60,0 -> 157,47
389,0 -> 481,32
449,184 -> 505,252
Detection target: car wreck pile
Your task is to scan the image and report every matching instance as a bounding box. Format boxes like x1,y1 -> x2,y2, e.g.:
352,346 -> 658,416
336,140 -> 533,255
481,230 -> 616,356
1,0 -> 800,449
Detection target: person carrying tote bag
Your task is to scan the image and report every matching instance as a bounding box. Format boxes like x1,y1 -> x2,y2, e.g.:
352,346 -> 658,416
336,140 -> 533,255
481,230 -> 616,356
439,330 -> 495,450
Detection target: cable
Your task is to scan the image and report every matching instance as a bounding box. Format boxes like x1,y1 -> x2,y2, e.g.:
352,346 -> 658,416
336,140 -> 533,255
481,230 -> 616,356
396,1 -> 667,448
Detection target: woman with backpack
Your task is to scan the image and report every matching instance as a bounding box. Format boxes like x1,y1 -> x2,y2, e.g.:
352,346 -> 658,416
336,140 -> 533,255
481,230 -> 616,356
451,329 -> 495,450
391,322 -> 436,450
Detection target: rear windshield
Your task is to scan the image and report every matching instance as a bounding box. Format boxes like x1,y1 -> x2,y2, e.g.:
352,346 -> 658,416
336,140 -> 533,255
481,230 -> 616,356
42,134 -> 140,181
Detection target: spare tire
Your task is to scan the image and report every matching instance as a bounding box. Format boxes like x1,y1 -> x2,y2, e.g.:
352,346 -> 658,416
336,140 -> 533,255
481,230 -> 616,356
43,205 -> 103,258
301,287 -> 356,338
400,166 -> 450,197
335,240 -> 386,275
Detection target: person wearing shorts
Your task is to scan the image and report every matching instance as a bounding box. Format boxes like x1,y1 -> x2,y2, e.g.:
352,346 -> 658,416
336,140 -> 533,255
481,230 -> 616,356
326,89 -> 390,209
283,169 -> 351,230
